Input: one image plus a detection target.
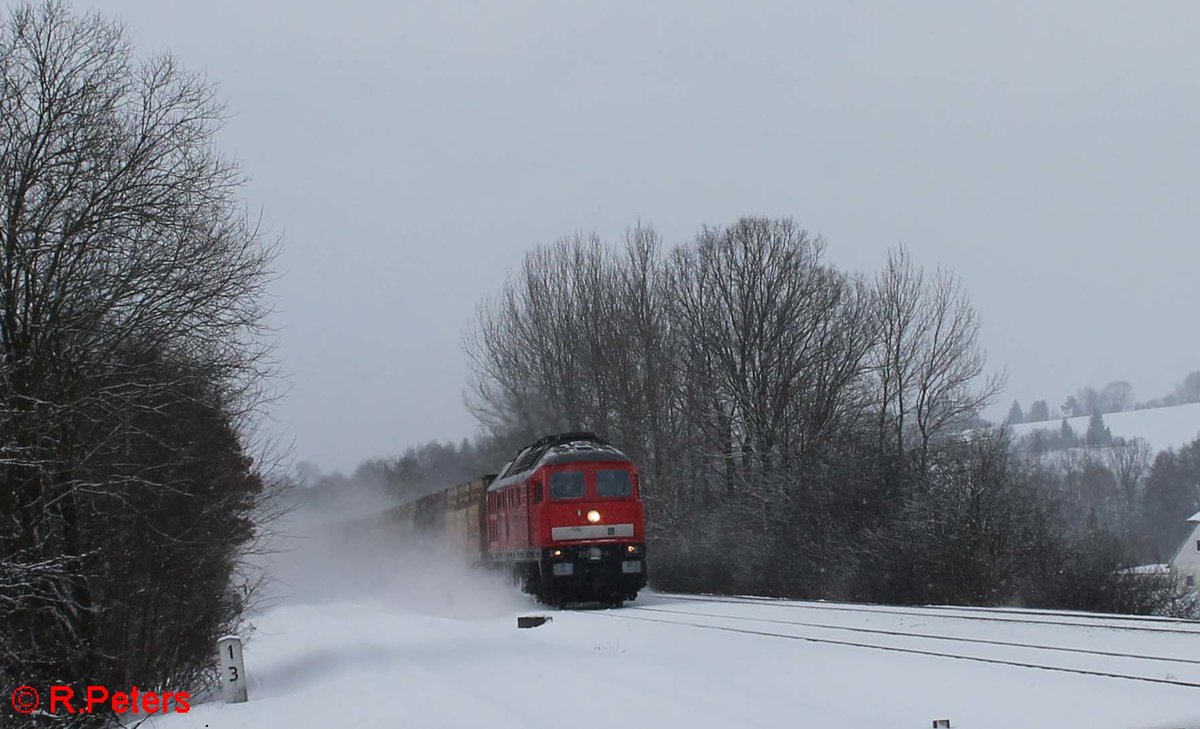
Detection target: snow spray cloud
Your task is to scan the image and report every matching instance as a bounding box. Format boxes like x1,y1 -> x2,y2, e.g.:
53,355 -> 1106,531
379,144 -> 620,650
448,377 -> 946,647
260,477 -> 527,619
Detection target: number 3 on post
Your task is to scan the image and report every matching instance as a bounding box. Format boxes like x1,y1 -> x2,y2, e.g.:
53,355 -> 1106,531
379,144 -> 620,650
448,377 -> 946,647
217,636 -> 248,703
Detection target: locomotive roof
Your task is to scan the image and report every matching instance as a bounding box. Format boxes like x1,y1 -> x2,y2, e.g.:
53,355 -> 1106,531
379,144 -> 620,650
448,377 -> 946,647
487,433 -> 631,491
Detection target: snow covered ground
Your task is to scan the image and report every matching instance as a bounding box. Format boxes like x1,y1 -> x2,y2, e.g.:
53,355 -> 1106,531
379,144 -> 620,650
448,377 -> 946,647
135,500 -> 1200,729
144,583 -> 1200,729
1010,402 -> 1200,453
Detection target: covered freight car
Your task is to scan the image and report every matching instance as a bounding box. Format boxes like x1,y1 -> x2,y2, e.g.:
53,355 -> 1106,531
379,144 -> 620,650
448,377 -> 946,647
353,476 -> 494,567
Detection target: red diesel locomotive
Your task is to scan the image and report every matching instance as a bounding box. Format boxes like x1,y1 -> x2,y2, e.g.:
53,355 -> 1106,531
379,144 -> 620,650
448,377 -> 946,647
355,432 -> 648,606
487,432 -> 647,606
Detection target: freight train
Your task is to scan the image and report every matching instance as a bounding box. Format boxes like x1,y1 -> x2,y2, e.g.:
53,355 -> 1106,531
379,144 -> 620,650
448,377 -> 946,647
361,432 -> 648,606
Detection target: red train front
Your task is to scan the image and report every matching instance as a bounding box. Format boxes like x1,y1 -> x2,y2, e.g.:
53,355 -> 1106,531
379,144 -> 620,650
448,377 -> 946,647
486,432 -> 647,606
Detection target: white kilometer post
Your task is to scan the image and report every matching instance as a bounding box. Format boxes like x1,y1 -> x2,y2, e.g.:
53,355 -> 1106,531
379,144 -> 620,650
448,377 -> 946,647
217,635 -> 249,703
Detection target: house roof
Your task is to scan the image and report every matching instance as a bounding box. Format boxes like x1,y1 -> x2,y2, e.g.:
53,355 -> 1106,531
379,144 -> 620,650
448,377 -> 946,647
1188,511 -> 1200,523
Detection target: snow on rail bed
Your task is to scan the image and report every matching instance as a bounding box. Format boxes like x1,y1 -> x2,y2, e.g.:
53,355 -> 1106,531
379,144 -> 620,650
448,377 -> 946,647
145,590 -> 1200,729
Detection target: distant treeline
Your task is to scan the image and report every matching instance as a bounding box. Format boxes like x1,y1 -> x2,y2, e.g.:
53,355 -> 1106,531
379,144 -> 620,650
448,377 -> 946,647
296,437 -> 517,516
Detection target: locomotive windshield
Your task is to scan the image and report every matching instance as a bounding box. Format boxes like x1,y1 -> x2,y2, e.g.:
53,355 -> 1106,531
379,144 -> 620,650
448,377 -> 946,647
596,470 -> 632,497
549,471 -> 585,499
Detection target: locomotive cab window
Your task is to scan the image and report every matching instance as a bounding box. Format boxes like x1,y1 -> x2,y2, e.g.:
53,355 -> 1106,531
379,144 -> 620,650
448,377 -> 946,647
549,471 -> 585,499
596,469 -> 632,498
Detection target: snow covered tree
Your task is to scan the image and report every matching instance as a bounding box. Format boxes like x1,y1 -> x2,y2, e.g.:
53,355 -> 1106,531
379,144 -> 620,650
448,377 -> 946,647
1007,400 -> 1025,424
864,431 -> 1059,606
1062,395 -> 1084,417
1027,399 -> 1050,422
1086,413 -> 1113,447
1060,418 -> 1077,445
1170,371 -> 1200,405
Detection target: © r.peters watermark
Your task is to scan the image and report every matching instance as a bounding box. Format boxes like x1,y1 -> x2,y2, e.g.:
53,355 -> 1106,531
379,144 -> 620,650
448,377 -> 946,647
10,685 -> 190,716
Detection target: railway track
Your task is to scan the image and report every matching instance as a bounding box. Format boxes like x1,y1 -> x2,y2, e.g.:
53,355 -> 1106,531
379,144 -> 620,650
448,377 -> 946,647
597,599 -> 1200,690
654,591 -> 1200,635
902,601 -> 1200,626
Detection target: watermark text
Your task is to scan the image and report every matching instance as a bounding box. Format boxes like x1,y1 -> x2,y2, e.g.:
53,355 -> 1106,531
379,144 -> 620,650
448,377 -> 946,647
11,685 -> 190,716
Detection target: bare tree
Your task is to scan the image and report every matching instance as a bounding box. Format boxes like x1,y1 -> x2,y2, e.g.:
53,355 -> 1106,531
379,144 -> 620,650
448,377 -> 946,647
870,246 -> 1003,471
668,219 -> 872,482
1101,381 -> 1134,413
463,232 -> 616,436
1104,437 -> 1152,545
661,218 -> 877,592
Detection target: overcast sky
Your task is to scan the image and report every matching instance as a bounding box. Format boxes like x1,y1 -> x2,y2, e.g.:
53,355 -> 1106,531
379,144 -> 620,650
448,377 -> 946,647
82,1 -> 1199,473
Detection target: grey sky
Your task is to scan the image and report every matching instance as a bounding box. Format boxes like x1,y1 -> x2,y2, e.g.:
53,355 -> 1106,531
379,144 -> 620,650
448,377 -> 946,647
83,1 -> 1199,472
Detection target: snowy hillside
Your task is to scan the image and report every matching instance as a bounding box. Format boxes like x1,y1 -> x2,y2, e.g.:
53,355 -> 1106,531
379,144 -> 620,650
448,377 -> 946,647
1010,402 -> 1200,453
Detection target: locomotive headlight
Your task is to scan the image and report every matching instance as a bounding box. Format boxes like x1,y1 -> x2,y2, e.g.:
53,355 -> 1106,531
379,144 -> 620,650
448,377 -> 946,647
586,509 -> 601,524
551,549 -> 563,558
626,545 -> 638,554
